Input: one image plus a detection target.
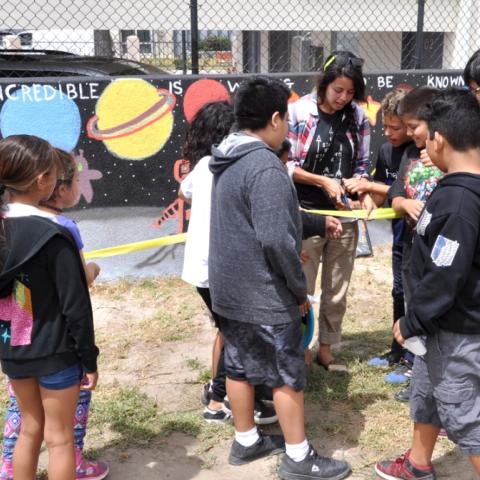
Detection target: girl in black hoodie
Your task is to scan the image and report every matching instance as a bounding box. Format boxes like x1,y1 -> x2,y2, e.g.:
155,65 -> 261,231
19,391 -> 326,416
0,135 -> 99,480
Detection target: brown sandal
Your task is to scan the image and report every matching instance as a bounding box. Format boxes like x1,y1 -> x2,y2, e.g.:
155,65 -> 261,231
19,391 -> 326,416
315,357 -> 348,374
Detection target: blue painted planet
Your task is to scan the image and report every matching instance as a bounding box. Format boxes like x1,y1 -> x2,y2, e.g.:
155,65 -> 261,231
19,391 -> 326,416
0,85 -> 81,151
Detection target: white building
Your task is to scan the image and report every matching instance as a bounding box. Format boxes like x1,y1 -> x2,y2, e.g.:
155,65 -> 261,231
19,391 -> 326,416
2,0 -> 479,72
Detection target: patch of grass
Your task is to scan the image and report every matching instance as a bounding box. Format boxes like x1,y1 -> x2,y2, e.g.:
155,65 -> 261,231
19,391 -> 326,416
197,368 -> 212,384
185,357 -> 203,370
89,386 -> 159,445
83,247 -> 460,474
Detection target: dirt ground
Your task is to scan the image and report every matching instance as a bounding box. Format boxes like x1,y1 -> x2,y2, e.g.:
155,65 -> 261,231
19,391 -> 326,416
29,247 -> 478,480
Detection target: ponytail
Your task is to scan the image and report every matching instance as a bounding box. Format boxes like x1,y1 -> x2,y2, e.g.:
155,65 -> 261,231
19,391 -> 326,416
344,104 -> 359,168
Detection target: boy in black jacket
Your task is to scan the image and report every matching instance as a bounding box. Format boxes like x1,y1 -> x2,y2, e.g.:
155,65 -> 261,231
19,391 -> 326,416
376,89 -> 480,479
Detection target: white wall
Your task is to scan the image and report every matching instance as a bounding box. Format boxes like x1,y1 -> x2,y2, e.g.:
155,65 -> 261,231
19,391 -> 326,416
359,32 -> 403,71
32,30 -> 95,55
3,0 -> 458,32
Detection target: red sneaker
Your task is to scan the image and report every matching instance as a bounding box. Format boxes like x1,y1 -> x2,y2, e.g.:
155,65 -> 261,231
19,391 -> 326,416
375,450 -> 436,480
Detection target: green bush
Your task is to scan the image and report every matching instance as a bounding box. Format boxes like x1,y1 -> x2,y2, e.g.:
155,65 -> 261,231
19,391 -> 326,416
198,35 -> 231,52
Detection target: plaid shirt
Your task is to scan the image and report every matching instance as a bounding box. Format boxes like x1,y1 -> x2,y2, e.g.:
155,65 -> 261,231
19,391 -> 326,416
287,92 -> 371,179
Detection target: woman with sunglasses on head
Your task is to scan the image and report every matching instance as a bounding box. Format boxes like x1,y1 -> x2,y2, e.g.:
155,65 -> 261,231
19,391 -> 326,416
288,50 -> 375,373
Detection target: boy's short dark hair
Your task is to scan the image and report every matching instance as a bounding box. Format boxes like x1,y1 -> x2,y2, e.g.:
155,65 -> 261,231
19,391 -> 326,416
418,88 -> 480,151
277,139 -> 291,157
397,87 -> 440,117
463,49 -> 480,86
234,76 -> 290,130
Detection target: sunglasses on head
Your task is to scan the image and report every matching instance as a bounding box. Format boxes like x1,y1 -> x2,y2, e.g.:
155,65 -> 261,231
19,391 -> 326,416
323,55 -> 364,72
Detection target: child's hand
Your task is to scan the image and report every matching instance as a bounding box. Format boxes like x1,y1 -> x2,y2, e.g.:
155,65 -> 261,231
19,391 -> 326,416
343,177 -> 370,195
393,320 -> 405,346
359,192 -> 376,218
85,262 -> 101,287
81,371 -> 98,391
420,149 -> 434,167
300,249 -> 309,264
403,199 -> 424,222
88,262 -> 101,279
299,298 -> 310,317
326,216 -> 343,239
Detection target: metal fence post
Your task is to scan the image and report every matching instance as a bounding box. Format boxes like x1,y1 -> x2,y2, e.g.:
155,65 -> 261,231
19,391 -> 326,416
190,0 -> 199,74
181,30 -> 188,74
414,0 -> 425,69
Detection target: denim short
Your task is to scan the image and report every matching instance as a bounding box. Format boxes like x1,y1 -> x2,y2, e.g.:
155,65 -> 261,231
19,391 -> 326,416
9,363 -> 83,390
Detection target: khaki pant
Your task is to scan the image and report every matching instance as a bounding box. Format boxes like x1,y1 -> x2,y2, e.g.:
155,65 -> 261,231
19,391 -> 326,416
302,222 -> 359,345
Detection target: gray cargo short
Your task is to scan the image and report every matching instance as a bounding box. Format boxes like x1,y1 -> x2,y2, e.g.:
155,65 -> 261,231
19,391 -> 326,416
410,329 -> 480,456
217,315 -> 306,392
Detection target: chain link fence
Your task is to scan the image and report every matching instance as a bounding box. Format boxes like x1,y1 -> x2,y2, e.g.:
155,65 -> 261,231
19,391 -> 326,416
1,0 -> 480,76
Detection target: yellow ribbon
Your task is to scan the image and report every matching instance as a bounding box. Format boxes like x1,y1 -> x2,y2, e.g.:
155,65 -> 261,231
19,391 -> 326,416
83,208 -> 402,259
84,233 -> 187,260
302,207 -> 403,220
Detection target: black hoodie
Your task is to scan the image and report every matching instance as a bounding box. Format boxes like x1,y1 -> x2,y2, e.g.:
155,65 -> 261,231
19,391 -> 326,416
0,216 -> 98,377
400,173 -> 480,338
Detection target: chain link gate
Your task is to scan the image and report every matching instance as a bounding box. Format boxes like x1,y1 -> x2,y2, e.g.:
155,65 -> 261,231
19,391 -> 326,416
1,1 -> 480,75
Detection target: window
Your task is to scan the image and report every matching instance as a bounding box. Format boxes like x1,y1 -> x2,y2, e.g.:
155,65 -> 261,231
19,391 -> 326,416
121,30 -> 152,55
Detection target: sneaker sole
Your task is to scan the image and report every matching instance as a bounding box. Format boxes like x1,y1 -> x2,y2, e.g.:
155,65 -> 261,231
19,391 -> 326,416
278,466 -> 351,480
229,446 -> 284,466
76,465 -> 110,480
254,414 -> 278,425
374,464 -> 403,480
203,417 -> 232,424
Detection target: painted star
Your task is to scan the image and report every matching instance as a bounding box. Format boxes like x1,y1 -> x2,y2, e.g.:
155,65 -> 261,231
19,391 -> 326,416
1,329 -> 10,344
74,149 -> 103,203
358,95 -> 382,127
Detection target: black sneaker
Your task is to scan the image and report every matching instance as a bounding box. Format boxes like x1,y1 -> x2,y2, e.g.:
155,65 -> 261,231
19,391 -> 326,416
254,400 -> 278,425
278,445 -> 351,480
203,406 -> 232,423
228,432 -> 285,465
201,382 -> 212,406
394,382 -> 411,403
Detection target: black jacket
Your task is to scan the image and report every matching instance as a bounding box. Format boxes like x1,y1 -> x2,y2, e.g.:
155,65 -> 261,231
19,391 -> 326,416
0,216 -> 98,377
400,173 -> 480,338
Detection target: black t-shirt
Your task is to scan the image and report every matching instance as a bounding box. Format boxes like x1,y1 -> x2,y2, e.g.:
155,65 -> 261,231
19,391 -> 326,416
296,110 -> 353,210
374,141 -> 413,187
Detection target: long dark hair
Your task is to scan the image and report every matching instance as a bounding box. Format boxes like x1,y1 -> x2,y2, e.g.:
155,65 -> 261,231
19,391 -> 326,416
182,101 -> 234,167
464,49 -> 480,86
316,50 -> 366,164
0,135 -> 60,268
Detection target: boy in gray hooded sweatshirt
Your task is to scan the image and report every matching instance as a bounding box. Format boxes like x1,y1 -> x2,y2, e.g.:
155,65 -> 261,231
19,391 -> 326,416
209,76 -> 351,480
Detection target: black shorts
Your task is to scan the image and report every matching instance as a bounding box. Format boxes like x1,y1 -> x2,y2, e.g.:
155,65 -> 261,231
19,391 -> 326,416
217,315 -> 305,391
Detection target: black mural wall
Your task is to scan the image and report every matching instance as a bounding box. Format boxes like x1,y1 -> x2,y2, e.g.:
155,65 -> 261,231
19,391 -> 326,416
0,70 -> 464,232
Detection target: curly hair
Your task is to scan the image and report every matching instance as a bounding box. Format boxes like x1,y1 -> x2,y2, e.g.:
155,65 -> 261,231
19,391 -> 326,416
381,87 -> 413,117
182,101 -> 234,167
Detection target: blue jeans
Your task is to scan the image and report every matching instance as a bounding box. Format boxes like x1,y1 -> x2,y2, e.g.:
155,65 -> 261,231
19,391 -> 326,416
9,363 -> 82,390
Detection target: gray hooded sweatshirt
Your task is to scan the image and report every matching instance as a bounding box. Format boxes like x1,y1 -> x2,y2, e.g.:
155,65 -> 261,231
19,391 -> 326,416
208,132 -> 307,326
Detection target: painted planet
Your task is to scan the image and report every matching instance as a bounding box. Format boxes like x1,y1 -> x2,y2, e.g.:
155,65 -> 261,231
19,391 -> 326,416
183,78 -> 230,123
87,78 -> 176,160
0,85 -> 81,151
